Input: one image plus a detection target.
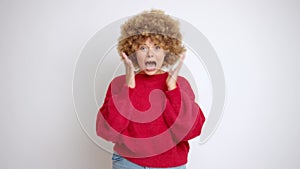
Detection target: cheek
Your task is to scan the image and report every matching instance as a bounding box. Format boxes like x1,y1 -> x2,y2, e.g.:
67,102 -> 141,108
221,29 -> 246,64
136,55 -> 145,67
157,53 -> 165,65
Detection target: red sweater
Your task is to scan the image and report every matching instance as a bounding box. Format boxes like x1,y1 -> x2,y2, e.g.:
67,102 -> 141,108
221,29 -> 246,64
96,72 -> 205,168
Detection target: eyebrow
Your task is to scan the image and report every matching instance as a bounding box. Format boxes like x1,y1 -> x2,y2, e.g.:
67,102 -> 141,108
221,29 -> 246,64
140,43 -> 159,46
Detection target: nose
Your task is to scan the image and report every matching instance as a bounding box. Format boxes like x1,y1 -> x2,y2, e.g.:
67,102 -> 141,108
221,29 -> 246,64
147,48 -> 154,58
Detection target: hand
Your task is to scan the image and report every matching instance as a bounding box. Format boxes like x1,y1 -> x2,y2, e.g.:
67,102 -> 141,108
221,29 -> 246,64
122,52 -> 135,88
166,53 -> 185,90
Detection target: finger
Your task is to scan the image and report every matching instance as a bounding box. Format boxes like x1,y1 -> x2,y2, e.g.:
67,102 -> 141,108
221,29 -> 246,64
122,52 -> 132,66
123,54 -> 135,73
172,53 -> 185,76
181,53 -> 186,62
127,59 -> 134,69
122,52 -> 132,65
176,53 -> 185,70
121,52 -> 128,59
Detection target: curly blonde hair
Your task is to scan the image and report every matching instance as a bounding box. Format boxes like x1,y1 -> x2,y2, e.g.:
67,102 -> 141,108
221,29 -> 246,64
117,9 -> 186,68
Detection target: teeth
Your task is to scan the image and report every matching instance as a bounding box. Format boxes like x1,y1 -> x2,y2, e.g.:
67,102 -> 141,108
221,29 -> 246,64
145,61 -> 156,66
145,61 -> 156,70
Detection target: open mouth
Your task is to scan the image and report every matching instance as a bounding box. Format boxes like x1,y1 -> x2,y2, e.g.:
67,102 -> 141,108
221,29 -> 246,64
145,61 -> 157,71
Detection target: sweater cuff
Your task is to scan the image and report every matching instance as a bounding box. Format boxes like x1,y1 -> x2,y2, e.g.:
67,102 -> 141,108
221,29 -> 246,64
165,86 -> 181,107
118,85 -> 135,99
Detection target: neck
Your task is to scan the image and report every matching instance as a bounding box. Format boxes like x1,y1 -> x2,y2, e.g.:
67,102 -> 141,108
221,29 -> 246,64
138,69 -> 165,75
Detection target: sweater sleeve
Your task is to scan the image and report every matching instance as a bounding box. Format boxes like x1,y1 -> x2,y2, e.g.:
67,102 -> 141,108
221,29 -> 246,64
96,77 -> 134,144
163,76 -> 206,142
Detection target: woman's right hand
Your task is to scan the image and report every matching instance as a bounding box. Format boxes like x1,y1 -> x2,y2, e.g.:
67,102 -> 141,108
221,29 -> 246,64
121,52 -> 135,88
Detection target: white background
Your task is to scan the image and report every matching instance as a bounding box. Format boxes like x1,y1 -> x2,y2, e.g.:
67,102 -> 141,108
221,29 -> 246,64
1,0 -> 299,169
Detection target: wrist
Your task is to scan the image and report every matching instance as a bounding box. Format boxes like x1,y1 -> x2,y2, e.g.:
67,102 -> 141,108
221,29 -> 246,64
126,77 -> 135,88
167,85 -> 177,91
126,81 -> 135,88
128,84 -> 135,88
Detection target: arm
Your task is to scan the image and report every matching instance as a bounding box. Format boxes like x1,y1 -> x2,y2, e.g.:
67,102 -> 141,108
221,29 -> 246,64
96,52 -> 136,143
163,76 -> 206,142
96,77 -> 134,143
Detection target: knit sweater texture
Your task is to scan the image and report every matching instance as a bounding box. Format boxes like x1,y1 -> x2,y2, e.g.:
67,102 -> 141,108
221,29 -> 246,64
96,72 -> 205,168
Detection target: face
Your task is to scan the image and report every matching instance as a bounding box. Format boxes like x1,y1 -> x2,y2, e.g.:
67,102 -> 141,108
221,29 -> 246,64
135,38 -> 165,75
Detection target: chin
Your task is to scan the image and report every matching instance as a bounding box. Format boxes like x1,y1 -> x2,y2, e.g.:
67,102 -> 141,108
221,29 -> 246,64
143,69 -> 163,75
144,71 -> 157,75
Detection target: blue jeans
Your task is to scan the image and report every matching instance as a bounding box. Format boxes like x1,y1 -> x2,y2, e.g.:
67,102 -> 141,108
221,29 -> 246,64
112,153 -> 186,169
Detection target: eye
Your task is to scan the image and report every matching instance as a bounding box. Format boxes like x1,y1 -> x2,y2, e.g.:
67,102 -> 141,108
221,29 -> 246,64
139,46 -> 147,51
155,45 -> 161,50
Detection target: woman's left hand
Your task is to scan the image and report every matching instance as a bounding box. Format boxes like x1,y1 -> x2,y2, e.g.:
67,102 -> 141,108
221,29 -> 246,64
166,53 -> 185,90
